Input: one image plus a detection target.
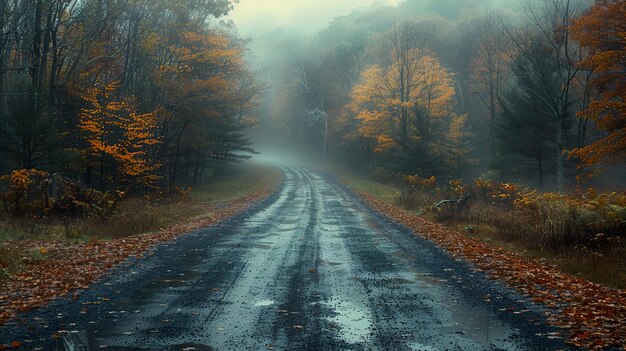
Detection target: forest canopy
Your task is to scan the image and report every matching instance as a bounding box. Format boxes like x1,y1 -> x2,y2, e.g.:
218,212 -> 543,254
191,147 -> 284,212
0,0 -> 260,194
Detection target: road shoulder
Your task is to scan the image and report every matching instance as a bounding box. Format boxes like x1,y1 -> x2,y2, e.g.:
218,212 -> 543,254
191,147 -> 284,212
0,164 -> 283,331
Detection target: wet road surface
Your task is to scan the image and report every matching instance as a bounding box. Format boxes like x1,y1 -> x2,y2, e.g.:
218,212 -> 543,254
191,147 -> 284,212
0,166 -> 568,350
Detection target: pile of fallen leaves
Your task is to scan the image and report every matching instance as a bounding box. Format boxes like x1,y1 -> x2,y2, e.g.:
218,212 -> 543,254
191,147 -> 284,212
356,190 -> 626,350
0,181 -> 278,328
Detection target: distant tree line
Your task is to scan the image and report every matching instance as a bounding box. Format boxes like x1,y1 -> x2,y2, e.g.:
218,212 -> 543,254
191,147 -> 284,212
270,0 -> 624,192
0,0 -> 260,192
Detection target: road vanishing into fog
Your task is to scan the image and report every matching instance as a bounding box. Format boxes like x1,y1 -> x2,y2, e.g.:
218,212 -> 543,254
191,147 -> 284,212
1,166 -> 568,351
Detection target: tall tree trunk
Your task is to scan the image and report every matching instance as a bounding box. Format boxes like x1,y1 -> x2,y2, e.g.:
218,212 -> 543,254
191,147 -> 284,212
37,3 -> 53,98
171,121 -> 189,186
193,147 -> 202,186
488,68 -> 497,162
556,121 -> 564,192
31,0 -> 43,79
48,2 -> 61,118
0,0 -> 7,116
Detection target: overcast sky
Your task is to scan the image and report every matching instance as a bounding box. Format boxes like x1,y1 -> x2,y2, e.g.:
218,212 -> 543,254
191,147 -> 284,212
226,0 -> 392,64
227,0 -> 382,37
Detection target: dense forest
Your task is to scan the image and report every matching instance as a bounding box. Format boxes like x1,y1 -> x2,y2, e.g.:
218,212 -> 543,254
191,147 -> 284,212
264,0 -> 624,193
0,0 -> 260,197
0,0 -> 624,215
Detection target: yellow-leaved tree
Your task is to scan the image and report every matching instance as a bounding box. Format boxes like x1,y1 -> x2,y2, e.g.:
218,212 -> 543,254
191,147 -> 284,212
79,81 -> 161,190
348,47 -> 458,174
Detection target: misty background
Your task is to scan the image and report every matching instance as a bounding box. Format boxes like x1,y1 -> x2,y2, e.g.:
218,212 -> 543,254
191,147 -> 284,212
226,0 -> 624,195
227,0 -> 523,64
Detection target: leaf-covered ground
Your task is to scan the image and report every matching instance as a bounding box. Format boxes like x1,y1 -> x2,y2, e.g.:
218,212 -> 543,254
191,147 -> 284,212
355,191 -> 626,350
0,181 -> 278,330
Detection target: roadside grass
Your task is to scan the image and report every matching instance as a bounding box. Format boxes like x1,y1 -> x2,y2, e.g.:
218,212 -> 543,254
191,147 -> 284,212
336,168 -> 626,289
340,172 -> 401,203
0,161 -> 280,283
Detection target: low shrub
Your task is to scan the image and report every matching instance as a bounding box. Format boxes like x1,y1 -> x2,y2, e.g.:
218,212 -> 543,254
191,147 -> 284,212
0,169 -> 124,218
392,175 -> 626,257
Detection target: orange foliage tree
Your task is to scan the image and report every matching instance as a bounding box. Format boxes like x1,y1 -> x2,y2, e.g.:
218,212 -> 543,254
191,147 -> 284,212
570,0 -> 626,171
349,48 -> 460,174
78,81 -> 161,190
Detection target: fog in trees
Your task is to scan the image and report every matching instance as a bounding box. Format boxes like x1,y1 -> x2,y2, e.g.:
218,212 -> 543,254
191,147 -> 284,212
238,0 -> 622,193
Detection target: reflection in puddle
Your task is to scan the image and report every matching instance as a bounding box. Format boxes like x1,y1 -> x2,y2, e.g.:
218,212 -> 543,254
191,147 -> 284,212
54,331 -> 90,351
323,296 -> 372,344
443,307 -> 506,344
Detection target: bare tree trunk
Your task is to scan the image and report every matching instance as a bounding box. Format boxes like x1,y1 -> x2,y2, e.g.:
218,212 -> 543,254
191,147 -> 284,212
171,121 -> 189,186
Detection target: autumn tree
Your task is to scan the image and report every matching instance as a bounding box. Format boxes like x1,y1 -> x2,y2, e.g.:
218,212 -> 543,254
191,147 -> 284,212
79,81 -> 161,190
569,0 -> 626,171
349,46 -> 457,175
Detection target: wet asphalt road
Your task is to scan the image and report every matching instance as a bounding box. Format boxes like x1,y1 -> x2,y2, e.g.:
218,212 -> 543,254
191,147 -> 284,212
0,165 -> 569,350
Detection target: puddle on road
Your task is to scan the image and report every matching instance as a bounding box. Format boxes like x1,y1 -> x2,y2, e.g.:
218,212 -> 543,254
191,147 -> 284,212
54,330 -> 90,351
323,296 -> 372,345
441,307 -> 507,344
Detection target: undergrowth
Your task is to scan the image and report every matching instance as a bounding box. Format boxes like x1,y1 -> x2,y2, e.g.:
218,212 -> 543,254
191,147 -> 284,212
0,162 -> 280,282
341,169 -> 626,289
